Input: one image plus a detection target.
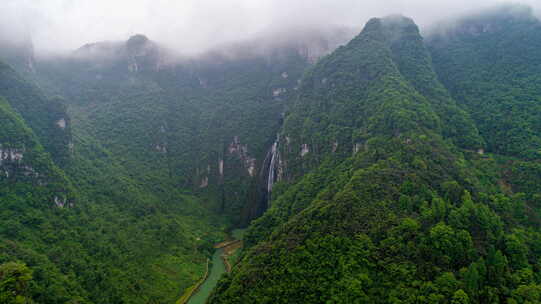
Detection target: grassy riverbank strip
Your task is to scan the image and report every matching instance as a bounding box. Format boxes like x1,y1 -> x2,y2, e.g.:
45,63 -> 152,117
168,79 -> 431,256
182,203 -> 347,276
176,258 -> 210,304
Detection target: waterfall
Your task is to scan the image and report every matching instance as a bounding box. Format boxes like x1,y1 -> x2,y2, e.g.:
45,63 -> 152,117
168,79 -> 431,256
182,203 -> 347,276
245,134 -> 281,224
265,135 -> 280,207
267,140 -> 278,194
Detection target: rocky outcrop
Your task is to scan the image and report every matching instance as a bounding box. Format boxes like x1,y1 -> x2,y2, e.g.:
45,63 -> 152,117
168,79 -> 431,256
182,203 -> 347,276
228,136 -> 257,177
300,144 -> 309,157
56,118 -> 67,129
155,144 -> 167,153
0,146 -> 24,164
125,34 -> 164,72
272,88 -> 286,97
199,176 -> 209,188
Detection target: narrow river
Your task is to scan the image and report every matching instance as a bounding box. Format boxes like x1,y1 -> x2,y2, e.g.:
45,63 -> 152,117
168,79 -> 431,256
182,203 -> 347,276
186,248 -> 226,304
185,229 -> 245,304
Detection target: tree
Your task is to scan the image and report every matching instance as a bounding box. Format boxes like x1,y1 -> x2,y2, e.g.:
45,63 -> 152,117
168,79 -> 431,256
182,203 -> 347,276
451,289 -> 470,304
0,262 -> 33,304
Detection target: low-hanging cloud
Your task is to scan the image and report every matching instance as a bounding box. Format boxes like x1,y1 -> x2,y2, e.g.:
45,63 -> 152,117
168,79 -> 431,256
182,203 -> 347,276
1,0 -> 540,56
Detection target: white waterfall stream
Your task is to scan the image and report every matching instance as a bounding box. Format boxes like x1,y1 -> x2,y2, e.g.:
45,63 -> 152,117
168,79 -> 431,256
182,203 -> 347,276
267,142 -> 277,192
266,136 -> 280,205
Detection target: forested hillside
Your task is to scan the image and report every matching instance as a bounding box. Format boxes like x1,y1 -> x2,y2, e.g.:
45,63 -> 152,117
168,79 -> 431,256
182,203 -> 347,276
429,5 -> 541,160
0,58 -> 230,303
209,9 -> 541,304
34,32 -> 346,225
0,61 -> 71,165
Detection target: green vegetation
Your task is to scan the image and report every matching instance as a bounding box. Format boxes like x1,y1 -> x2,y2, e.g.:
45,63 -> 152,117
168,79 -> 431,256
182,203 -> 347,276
0,262 -> 33,304
1,62 -> 227,303
177,258 -> 209,304
429,4 -> 541,159
37,44 -> 308,224
0,61 -> 71,165
209,11 -> 541,304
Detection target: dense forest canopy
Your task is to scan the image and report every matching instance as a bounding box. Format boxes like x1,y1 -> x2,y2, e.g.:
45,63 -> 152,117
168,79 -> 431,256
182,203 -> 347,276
210,7 -> 541,304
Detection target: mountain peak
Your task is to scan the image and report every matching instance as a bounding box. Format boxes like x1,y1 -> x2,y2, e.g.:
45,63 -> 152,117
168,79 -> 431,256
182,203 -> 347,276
381,14 -> 415,26
428,4 -> 537,40
354,15 -> 420,45
126,34 -> 150,49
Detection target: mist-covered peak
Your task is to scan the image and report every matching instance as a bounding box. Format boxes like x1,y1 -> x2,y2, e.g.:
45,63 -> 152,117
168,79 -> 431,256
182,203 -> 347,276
381,15 -> 418,32
70,33 -> 168,73
74,41 -> 123,59
127,34 -> 149,45
381,14 -> 416,26
126,34 -> 151,53
381,15 -> 421,43
428,3 -> 538,39
73,34 -> 157,59
352,15 -> 421,46
358,15 -> 418,34
471,3 -> 536,22
360,17 -> 384,33
0,34 -> 35,73
462,4 -> 537,32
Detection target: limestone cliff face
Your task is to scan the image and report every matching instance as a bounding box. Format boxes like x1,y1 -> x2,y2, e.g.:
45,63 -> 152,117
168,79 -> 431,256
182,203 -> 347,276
31,30 -> 350,224
0,96 -> 75,208
227,136 -> 257,177
0,145 -> 28,178
0,62 -> 72,166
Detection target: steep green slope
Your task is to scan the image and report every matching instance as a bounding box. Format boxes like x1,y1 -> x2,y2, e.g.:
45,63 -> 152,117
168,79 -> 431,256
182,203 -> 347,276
35,37 -> 313,225
276,17 -> 482,182
0,60 -> 228,303
0,62 -> 71,165
427,2 -> 541,244
209,15 -> 541,304
155,50 -> 309,223
64,110 -> 229,304
0,95 -> 87,303
428,5 -> 541,159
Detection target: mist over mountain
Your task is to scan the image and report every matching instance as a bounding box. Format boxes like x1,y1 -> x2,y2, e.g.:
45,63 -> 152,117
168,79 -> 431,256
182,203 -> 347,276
1,0 -> 540,57
1,2 -> 541,304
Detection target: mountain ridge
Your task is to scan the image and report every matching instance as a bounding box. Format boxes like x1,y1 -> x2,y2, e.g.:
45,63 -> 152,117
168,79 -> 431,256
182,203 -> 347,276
209,10 -> 541,303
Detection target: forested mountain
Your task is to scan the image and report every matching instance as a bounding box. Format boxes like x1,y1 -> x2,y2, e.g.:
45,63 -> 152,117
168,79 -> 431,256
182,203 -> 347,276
34,30 -> 348,225
1,56 -> 228,303
0,61 -> 71,165
428,5 -> 541,159
1,4 -> 541,304
209,8 -> 541,304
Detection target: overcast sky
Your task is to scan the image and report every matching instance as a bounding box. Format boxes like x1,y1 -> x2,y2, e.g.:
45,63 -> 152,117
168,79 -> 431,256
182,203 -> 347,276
1,0 -> 539,55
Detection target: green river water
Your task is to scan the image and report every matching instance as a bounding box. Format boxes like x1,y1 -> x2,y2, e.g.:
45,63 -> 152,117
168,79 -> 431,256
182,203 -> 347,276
186,248 -> 226,304
186,229 -> 245,304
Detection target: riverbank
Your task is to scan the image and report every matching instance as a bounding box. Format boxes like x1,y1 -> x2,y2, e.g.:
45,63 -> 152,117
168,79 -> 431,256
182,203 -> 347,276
178,229 -> 245,304
176,258 -> 210,304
